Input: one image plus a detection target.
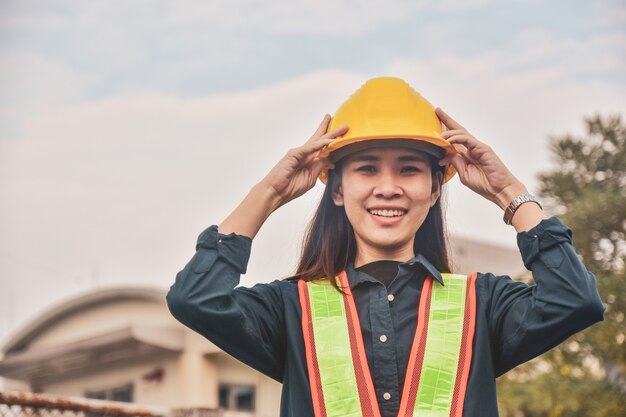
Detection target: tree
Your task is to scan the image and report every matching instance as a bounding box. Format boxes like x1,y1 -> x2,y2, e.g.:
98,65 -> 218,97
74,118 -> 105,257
497,115 -> 626,417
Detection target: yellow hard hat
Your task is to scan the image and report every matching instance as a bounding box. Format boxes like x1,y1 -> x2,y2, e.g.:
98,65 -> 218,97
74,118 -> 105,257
319,77 -> 456,183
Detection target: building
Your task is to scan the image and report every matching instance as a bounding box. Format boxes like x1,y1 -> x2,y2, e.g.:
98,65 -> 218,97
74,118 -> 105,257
0,286 -> 281,416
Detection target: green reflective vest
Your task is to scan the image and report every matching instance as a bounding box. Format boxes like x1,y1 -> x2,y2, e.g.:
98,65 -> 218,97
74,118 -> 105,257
298,270 -> 477,417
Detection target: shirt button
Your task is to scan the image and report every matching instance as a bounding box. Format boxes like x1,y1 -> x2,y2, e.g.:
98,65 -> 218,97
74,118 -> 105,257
387,294 -> 395,302
379,335 -> 388,343
383,392 -> 391,400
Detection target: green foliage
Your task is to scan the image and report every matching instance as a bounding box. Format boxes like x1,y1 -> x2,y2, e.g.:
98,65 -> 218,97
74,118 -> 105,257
497,115 -> 626,416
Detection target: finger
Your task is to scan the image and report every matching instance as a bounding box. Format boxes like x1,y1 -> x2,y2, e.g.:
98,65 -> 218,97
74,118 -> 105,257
448,137 -> 491,163
313,114 -> 332,137
438,155 -> 452,167
310,156 -> 335,177
443,153 -> 467,176
435,107 -> 466,131
439,145 -> 470,167
439,129 -> 466,139
451,142 -> 468,154
306,121 -> 348,146
321,124 -> 349,139
304,114 -> 332,145
299,137 -> 336,157
452,143 -> 481,164
446,134 -> 485,151
297,125 -> 348,163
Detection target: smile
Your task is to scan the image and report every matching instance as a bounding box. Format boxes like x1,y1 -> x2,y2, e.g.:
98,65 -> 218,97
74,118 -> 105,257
367,209 -> 406,217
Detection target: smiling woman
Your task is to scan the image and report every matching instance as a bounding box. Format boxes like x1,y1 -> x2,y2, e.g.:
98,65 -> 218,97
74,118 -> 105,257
332,148 -> 442,267
166,77 -> 605,417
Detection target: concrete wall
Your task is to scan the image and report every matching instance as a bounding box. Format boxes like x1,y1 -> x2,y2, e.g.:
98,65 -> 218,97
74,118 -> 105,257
42,354 -> 183,407
41,351 -> 281,416
212,353 -> 281,417
30,298 -> 178,350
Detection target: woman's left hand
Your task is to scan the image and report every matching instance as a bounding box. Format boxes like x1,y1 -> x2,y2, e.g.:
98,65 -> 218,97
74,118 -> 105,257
435,107 -> 528,210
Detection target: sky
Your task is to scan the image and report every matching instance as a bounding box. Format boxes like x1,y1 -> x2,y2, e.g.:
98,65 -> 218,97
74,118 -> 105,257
0,0 -> 625,346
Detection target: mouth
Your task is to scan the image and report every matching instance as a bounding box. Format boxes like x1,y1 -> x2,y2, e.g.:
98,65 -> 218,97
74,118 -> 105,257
367,208 -> 407,218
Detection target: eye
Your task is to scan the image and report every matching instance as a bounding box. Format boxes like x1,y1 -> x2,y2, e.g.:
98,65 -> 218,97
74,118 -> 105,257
356,165 -> 376,173
400,165 -> 422,173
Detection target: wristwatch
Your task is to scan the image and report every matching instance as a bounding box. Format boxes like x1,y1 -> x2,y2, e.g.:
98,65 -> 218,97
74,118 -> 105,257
503,194 -> 542,225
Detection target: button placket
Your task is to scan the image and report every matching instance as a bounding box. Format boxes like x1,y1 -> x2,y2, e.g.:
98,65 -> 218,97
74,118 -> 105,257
369,286 -> 399,413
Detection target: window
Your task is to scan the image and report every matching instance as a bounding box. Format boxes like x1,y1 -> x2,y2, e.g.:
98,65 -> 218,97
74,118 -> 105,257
85,383 -> 133,403
218,384 -> 255,411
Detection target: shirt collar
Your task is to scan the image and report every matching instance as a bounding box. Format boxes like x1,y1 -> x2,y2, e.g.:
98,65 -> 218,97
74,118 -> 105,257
346,254 -> 444,288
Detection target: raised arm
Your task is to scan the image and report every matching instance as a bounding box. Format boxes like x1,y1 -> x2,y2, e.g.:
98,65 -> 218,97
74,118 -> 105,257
434,108 -> 604,374
435,107 -> 547,232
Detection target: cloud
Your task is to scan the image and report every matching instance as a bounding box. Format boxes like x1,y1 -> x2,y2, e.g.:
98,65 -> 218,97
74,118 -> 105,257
1,0 -> 496,39
503,29 -> 626,78
0,50 -> 96,139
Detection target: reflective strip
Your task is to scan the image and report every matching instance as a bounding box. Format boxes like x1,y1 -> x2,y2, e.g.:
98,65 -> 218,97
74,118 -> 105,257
298,279 -> 328,417
299,278 -> 370,417
449,272 -> 477,417
397,277 -> 434,417
337,271 -> 383,417
412,273 -> 475,417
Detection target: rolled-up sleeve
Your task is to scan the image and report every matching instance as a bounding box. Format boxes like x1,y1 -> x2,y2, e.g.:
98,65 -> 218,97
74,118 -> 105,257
166,225 -> 286,381
484,217 -> 605,376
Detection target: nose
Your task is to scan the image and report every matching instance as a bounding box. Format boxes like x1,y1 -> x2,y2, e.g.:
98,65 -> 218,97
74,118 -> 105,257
373,170 -> 402,199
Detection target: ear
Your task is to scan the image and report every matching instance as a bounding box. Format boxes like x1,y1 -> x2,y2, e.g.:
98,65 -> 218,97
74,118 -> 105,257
331,183 -> 344,206
430,171 -> 443,207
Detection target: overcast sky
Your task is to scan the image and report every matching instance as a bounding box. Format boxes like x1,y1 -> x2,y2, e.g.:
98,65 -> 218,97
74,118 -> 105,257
1,0 -> 625,345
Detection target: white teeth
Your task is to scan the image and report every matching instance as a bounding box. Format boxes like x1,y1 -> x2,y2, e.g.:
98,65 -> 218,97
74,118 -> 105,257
368,209 -> 406,217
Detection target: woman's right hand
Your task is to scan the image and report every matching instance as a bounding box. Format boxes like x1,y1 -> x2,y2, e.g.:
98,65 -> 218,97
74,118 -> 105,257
261,114 -> 349,209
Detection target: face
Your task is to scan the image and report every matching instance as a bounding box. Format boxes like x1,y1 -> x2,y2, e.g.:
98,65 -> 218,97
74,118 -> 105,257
332,147 -> 442,262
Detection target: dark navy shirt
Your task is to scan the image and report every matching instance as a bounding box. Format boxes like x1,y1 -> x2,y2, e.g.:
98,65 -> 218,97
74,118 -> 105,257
166,217 -> 604,417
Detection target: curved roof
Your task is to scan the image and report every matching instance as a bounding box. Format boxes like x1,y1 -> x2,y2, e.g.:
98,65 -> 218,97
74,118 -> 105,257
1,285 -> 167,355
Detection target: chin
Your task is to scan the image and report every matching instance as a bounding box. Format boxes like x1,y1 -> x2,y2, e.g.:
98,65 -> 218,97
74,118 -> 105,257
365,235 -> 414,252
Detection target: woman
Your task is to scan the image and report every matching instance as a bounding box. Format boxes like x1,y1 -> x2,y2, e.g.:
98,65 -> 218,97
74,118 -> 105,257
167,77 -> 604,417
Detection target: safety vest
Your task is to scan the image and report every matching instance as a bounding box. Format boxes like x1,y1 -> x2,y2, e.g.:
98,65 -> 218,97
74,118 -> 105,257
298,270 -> 477,417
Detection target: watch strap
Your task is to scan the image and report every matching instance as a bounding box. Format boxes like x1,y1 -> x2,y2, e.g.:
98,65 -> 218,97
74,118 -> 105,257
503,194 -> 542,225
